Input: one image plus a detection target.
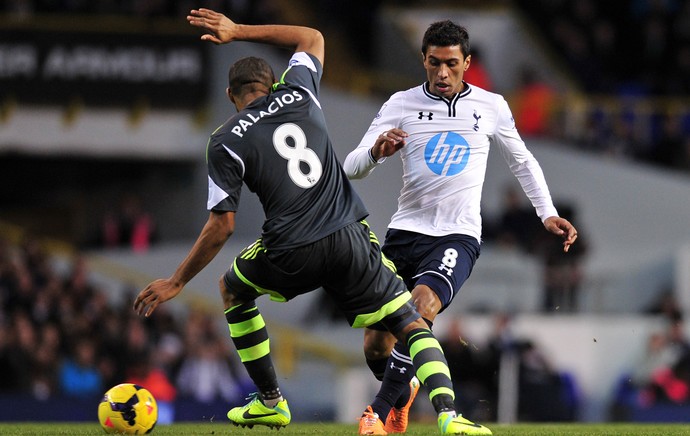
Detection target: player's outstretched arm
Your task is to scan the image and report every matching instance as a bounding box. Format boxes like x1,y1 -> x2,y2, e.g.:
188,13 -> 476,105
187,8 -> 324,66
133,211 -> 235,317
543,216 -> 578,253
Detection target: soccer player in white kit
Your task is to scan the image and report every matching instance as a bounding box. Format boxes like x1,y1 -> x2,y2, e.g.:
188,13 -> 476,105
344,20 -> 578,435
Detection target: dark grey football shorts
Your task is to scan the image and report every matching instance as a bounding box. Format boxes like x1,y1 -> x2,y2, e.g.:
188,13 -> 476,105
224,221 -> 419,329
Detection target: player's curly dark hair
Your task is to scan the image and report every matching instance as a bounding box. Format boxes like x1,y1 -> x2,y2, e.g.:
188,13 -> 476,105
228,56 -> 275,96
422,20 -> 470,58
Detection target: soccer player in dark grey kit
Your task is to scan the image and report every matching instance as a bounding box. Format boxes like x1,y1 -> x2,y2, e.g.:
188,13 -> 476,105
133,8 -> 490,435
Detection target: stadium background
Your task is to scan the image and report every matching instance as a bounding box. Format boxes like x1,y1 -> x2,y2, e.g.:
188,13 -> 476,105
1,0 -> 689,427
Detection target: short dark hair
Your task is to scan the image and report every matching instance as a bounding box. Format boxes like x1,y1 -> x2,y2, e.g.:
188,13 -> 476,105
228,56 -> 275,96
422,20 -> 470,58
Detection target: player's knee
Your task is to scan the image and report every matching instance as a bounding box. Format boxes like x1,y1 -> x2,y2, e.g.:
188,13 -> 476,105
392,317 -> 428,343
219,275 -> 239,309
363,330 -> 394,360
411,285 -> 442,320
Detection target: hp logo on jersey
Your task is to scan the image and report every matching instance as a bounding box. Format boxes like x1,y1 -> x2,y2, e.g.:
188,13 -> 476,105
425,132 -> 470,176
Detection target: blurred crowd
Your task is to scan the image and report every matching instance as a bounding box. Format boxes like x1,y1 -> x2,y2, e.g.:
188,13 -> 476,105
442,314 -> 579,423
611,302 -> 690,419
513,0 -> 690,173
0,236 -> 250,421
483,186 -> 589,313
2,0 -> 689,175
516,0 -> 690,96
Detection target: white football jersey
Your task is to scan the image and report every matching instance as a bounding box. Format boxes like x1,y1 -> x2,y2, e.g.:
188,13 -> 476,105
343,82 -> 558,242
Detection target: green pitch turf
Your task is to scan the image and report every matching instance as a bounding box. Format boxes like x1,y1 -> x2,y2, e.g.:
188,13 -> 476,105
0,422 -> 689,435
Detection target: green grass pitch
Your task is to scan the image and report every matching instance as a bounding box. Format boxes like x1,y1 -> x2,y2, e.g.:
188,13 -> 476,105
1,422 -> 689,435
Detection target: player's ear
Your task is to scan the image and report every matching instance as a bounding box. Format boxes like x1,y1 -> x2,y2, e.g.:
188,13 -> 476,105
227,88 -> 241,111
464,54 -> 471,71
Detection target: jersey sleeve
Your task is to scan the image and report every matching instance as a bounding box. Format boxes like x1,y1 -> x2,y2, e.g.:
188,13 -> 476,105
206,141 -> 244,212
492,97 -> 559,222
343,92 -> 404,179
277,52 -> 323,96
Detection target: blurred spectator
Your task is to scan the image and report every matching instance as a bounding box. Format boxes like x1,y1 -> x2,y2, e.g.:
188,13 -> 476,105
487,185 -> 542,252
175,335 -> 245,404
485,192 -> 588,313
58,337 -> 103,398
464,47 -> 494,91
126,350 -> 177,424
511,66 -> 556,137
534,203 -> 588,313
665,312 -> 690,360
32,322 -> 61,400
122,316 -> 154,369
439,317 -> 493,422
483,312 -> 516,421
100,195 -> 157,253
483,312 -> 579,421
175,309 -> 249,404
0,312 -> 35,392
614,313 -> 690,415
648,112 -> 687,168
645,288 -> 683,320
677,137 -> 690,172
608,109 -> 648,159
516,340 -> 578,421
631,332 -> 679,395
647,315 -> 690,404
150,308 -> 185,374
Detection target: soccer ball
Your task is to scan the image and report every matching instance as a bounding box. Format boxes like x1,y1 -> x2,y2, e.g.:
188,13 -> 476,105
98,383 -> 158,434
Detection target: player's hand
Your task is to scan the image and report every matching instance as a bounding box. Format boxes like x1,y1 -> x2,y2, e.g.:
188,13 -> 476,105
187,8 -> 238,45
371,128 -> 408,161
543,216 -> 578,253
133,278 -> 183,317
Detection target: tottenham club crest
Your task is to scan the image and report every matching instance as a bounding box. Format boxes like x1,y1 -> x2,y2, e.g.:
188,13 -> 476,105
424,132 -> 470,176
473,110 -> 481,131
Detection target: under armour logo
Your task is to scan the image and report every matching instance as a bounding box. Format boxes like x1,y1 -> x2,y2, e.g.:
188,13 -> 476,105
473,110 -> 481,131
439,264 -> 454,276
390,362 -> 407,374
418,111 -> 433,120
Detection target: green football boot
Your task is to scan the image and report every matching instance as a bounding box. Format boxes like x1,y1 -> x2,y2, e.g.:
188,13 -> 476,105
437,412 -> 492,435
227,393 -> 291,429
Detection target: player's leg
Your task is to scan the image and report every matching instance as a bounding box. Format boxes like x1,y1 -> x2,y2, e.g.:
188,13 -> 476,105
329,224 -> 488,434
363,327 -> 397,380
363,323 -> 420,431
386,312 -> 491,435
317,222 -> 416,434
362,327 -> 418,435
220,241 -> 293,428
381,285 -> 440,433
368,232 -> 482,433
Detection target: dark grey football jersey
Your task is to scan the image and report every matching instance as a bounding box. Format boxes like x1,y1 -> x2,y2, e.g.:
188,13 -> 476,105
206,52 -> 368,250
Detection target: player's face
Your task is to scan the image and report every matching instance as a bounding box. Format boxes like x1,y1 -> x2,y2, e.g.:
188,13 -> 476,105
423,45 -> 470,98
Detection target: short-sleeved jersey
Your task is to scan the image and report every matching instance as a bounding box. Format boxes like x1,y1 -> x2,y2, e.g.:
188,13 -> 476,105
344,81 -> 558,243
206,52 -> 368,250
